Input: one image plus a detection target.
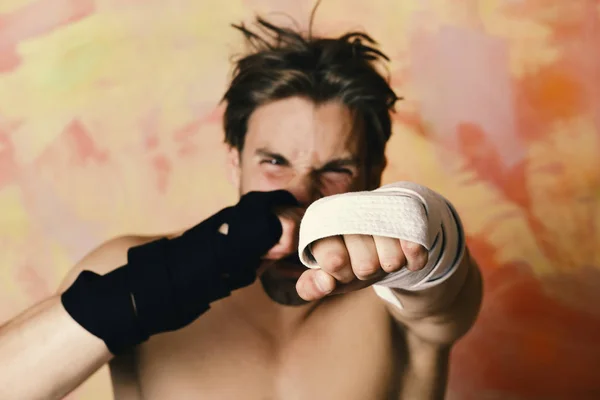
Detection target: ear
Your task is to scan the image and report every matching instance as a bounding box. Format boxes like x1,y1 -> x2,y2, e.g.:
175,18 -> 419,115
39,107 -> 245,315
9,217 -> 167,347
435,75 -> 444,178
225,145 -> 241,188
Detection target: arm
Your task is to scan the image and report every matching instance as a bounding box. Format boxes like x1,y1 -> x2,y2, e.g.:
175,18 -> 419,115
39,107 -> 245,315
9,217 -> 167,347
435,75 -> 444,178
0,236 -> 153,400
294,182 -> 482,398
0,296 -> 111,400
387,251 -> 483,399
0,190 -> 295,400
296,244 -> 481,399
397,331 -> 450,400
386,249 -> 483,346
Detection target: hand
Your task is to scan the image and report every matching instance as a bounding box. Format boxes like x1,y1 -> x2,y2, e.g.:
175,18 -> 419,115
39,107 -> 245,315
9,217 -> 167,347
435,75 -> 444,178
62,189 -> 302,354
295,235 -> 429,301
220,203 -> 305,273
263,206 -> 305,261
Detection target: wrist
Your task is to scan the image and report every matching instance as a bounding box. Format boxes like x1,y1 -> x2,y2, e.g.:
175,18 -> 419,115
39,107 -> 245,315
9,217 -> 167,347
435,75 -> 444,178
61,266 -> 146,355
405,329 -> 451,373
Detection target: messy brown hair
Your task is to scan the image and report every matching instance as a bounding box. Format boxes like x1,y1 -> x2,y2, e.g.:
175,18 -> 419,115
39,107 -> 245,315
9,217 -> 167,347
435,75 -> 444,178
222,15 -> 399,169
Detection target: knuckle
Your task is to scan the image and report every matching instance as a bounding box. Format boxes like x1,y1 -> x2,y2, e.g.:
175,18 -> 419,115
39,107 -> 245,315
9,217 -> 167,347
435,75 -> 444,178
415,254 -> 428,269
322,251 -> 348,272
279,219 -> 299,240
279,215 -> 296,230
353,258 -> 379,276
280,242 -> 295,255
402,241 -> 426,259
380,255 -> 404,271
277,227 -> 293,245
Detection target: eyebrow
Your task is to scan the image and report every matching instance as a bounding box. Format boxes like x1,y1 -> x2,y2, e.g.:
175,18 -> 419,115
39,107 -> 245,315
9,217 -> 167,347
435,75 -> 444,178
255,148 -> 290,165
319,157 -> 359,171
255,147 -> 359,170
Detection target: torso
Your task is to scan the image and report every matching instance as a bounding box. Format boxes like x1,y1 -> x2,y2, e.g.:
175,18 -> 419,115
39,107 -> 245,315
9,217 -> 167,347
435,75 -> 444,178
112,286 -> 406,400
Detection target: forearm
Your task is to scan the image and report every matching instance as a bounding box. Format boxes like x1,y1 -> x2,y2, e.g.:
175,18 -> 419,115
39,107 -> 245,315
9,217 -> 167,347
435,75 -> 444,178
389,250 -> 474,318
0,296 -> 112,400
0,191 -> 291,400
383,251 -> 482,346
400,332 -> 450,400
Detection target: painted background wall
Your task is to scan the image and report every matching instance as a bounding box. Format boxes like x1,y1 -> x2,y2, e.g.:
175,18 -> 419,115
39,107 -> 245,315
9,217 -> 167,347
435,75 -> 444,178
1,0 -> 599,399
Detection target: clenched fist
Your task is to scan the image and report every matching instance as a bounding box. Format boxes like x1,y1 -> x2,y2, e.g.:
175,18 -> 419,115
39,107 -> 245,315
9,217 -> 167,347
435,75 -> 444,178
296,235 -> 429,300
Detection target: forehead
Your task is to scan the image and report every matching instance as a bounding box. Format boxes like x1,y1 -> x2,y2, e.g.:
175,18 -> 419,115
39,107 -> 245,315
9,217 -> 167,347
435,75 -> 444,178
244,97 -> 361,159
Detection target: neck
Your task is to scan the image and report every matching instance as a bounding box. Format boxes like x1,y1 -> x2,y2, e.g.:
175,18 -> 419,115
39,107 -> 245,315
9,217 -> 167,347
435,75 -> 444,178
227,281 -> 321,343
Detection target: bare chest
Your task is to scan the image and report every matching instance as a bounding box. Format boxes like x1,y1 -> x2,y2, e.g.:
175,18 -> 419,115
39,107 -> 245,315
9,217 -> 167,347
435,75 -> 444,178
132,294 -> 403,400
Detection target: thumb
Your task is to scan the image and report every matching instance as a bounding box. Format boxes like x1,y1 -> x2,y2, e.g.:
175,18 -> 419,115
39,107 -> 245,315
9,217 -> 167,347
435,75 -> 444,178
296,269 -> 336,301
264,207 -> 304,260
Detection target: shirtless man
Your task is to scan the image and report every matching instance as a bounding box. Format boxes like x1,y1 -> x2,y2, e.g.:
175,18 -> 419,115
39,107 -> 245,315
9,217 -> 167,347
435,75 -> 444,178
0,18 -> 482,400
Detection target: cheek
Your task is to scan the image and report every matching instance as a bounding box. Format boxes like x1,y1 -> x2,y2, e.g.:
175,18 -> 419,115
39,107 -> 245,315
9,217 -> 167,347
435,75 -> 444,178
320,174 -> 356,196
241,165 -> 293,192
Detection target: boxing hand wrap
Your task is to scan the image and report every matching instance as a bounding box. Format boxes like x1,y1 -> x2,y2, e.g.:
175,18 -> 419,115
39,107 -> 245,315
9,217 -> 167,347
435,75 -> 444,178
298,182 -> 465,307
61,190 -> 298,354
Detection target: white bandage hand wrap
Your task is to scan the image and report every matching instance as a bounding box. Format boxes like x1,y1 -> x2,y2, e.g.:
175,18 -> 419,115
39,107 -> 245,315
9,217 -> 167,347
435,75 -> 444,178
298,182 -> 465,308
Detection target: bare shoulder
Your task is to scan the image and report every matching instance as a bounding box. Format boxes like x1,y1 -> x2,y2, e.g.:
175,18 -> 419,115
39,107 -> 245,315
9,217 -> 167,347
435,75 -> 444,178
56,234 -> 163,294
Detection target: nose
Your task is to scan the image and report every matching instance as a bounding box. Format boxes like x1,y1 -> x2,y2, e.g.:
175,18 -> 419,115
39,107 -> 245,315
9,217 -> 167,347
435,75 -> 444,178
285,173 -> 321,207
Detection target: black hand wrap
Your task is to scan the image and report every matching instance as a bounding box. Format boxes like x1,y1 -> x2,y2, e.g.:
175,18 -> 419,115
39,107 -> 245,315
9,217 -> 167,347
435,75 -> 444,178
61,190 -> 298,354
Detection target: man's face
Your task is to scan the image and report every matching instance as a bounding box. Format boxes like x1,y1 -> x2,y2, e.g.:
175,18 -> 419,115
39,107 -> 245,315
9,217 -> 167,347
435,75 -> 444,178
227,96 -> 381,306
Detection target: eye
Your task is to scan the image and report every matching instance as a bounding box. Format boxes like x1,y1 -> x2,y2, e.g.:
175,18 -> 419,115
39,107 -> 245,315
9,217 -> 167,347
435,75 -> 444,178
260,158 -> 285,166
323,167 -> 354,176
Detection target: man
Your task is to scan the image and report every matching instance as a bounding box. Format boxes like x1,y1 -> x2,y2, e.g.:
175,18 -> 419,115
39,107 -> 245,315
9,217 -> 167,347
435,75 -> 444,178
0,18 -> 482,399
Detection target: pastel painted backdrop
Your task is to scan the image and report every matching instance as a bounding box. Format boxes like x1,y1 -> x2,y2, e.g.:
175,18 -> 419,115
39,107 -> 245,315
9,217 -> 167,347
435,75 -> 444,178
1,0 -> 599,399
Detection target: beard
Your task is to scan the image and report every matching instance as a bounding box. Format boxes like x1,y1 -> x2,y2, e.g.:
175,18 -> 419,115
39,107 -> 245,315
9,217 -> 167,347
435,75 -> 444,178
235,185 -> 310,306
259,253 -> 309,307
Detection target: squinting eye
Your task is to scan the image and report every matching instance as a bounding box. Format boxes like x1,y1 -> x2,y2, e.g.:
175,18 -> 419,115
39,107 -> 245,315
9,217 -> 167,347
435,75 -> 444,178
324,168 -> 353,176
261,158 -> 284,166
